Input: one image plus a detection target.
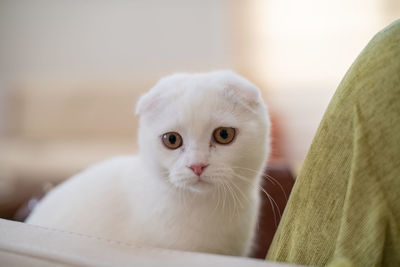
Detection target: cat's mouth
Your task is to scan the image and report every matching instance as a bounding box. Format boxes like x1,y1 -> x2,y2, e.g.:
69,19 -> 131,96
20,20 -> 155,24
172,176 -> 214,193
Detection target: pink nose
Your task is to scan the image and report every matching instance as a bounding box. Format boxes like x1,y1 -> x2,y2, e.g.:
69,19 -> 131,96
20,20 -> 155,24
188,164 -> 209,176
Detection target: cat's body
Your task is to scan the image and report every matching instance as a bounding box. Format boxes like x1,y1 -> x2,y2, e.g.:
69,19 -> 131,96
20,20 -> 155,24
27,71 -> 270,256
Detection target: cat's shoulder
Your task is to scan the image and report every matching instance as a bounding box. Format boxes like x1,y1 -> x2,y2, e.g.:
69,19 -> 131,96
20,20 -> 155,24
51,155 -> 137,190
35,155 -> 139,204
75,155 -> 139,181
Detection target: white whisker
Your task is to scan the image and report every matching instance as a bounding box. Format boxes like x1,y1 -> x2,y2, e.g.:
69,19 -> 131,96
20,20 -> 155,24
231,165 -> 288,202
230,171 -> 282,225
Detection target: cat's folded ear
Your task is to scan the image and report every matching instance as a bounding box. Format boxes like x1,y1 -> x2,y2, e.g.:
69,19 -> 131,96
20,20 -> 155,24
216,70 -> 264,109
135,90 -> 157,115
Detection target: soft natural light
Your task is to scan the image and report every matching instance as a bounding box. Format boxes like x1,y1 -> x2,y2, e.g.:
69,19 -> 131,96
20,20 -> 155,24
242,0 -> 399,165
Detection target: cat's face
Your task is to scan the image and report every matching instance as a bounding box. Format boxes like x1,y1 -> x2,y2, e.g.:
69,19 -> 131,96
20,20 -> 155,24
137,71 -> 270,193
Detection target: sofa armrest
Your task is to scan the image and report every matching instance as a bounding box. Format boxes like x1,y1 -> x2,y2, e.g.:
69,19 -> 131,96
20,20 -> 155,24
0,219 -> 298,267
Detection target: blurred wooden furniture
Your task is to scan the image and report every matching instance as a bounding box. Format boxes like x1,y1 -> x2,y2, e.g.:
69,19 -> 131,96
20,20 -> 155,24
251,164 -> 294,258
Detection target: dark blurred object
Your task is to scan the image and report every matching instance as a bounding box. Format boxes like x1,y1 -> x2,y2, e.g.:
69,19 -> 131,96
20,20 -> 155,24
13,183 -> 53,222
250,163 -> 295,259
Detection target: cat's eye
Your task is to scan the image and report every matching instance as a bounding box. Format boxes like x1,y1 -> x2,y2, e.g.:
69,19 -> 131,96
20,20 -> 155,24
162,132 -> 183,149
213,127 -> 236,145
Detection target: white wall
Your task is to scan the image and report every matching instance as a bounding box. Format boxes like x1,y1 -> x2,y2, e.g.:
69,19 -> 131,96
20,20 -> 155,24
0,0 -> 233,82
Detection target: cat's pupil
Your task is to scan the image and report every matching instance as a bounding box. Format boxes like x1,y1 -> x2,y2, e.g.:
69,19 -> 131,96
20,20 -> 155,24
168,134 -> 177,144
219,129 -> 228,139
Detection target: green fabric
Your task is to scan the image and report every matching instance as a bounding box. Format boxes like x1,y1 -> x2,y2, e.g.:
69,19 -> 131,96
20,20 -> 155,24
266,20 -> 400,266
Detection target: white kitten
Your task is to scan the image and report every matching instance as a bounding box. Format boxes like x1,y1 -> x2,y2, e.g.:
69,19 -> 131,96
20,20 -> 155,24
26,70 -> 271,256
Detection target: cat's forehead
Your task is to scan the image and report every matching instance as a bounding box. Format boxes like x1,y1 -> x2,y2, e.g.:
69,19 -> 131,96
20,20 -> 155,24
154,86 -> 239,132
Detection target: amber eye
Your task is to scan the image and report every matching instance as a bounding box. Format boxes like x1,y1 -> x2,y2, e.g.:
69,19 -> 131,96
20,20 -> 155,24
213,127 -> 236,145
162,132 -> 183,149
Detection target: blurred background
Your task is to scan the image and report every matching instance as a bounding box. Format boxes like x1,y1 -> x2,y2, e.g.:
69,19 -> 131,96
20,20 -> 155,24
0,0 -> 399,219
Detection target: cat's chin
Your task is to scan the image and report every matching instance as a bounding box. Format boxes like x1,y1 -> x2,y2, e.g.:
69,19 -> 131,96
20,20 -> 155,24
172,178 -> 215,194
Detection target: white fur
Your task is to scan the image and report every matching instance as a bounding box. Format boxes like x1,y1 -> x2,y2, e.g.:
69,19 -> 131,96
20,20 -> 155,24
26,70 -> 271,256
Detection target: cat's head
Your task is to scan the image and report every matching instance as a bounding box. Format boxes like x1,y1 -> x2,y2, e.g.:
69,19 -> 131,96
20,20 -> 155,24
136,70 -> 270,193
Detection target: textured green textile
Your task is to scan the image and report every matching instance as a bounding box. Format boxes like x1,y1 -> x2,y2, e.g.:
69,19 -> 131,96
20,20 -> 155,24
266,20 -> 400,266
